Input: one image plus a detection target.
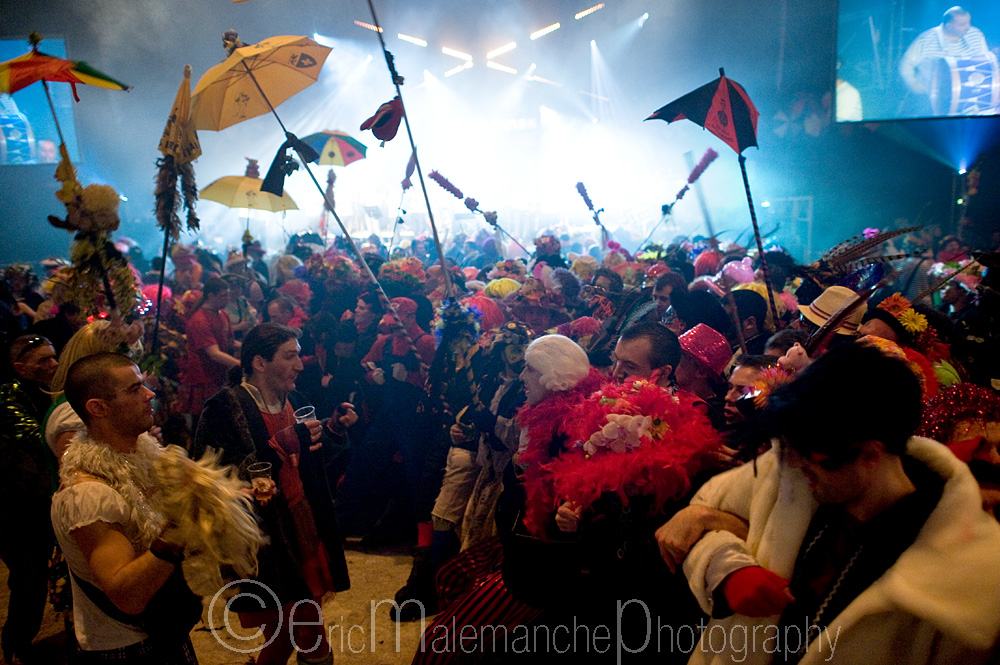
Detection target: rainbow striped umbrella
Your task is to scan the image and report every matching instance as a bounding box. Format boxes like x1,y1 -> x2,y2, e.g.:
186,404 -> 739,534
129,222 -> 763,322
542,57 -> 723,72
300,130 -> 367,166
0,34 -> 129,144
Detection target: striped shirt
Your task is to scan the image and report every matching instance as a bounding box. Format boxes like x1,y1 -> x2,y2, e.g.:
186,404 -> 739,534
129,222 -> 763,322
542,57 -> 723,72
899,25 -> 990,93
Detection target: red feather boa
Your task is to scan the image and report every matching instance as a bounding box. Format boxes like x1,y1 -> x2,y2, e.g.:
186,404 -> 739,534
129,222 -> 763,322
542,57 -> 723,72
518,375 -> 721,538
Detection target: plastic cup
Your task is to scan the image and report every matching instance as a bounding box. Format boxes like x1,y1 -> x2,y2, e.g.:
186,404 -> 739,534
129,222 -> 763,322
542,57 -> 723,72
247,461 -> 273,493
294,405 -> 316,424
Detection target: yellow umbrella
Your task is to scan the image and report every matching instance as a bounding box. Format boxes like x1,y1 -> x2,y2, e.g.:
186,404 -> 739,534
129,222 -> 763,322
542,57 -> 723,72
190,34 -> 331,131
200,164 -> 298,214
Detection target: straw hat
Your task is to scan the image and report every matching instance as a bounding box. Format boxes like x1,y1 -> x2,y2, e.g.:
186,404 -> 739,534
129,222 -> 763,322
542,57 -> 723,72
797,285 -> 867,335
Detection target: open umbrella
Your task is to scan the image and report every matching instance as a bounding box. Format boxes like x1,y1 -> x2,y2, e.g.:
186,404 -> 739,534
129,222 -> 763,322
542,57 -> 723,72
200,158 -> 298,226
0,32 -> 129,145
300,130 -> 367,166
646,67 -> 779,329
190,33 -> 331,132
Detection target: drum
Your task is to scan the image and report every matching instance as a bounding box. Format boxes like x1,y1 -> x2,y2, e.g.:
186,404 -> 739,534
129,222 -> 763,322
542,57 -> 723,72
0,110 -> 36,164
930,53 -> 1000,116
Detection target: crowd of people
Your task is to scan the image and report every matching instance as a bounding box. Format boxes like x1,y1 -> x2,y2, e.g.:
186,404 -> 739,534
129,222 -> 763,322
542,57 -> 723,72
1,220 -> 999,665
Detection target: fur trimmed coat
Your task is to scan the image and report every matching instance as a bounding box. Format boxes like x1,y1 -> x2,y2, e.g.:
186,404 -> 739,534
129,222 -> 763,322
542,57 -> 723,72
193,386 -> 350,608
682,437 -> 1000,665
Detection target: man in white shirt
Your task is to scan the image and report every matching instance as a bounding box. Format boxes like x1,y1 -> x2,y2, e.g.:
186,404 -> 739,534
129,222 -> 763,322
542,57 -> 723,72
51,353 -> 199,664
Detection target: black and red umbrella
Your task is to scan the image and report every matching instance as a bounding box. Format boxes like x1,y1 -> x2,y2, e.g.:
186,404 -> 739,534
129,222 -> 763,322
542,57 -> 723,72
646,67 -> 779,328
646,67 -> 759,154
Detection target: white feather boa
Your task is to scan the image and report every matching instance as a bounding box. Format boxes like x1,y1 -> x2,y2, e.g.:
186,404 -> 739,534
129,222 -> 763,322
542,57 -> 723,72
61,433 -> 265,595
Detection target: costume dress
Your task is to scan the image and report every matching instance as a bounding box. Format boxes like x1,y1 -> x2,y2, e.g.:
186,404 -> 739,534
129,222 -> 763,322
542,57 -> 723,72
193,383 -> 350,617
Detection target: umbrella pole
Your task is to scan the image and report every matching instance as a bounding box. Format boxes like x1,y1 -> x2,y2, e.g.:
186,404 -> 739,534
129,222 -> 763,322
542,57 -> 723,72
738,154 -> 781,329
151,228 -> 171,354
366,0 -> 452,300
297,159 -> 429,371
41,80 -> 66,146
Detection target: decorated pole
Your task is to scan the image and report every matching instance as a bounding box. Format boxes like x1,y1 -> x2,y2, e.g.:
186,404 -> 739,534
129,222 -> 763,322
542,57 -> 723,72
366,0 -> 452,299
575,182 -> 610,252
427,170 -> 530,256
639,147 -> 718,250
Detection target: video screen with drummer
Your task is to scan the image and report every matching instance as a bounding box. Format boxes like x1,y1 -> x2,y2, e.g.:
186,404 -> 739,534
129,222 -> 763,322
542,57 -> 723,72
0,37 -> 80,166
836,1 -> 1000,121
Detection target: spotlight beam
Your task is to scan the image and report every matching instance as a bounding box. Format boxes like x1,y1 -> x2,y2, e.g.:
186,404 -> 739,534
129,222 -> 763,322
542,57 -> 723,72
442,46 -> 473,61
487,61 -> 517,75
575,4 -> 605,20
398,33 -> 427,47
486,42 -> 517,59
444,62 -> 473,77
530,23 -> 561,40
354,20 -> 382,33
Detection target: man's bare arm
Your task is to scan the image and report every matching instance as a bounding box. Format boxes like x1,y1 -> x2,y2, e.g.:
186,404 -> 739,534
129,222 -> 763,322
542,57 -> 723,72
72,521 -> 176,615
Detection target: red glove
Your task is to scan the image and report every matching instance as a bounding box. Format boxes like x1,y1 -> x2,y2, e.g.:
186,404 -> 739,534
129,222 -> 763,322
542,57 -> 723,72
721,566 -> 794,617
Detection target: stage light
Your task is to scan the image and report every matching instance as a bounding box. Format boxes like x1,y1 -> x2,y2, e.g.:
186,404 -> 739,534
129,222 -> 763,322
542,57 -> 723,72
365,54 -> 374,63
442,47 -> 473,61
639,12 -> 649,26
590,39 -> 596,47
444,62 -> 473,77
957,198 -> 964,205
486,42 -> 517,59
312,33 -> 337,48
959,168 -> 967,175
354,20 -> 382,33
529,75 -> 563,87
398,33 -> 427,47
119,194 -> 128,202
487,61 -> 517,75
761,201 -> 771,208
530,23 -> 561,40
575,3 -> 605,20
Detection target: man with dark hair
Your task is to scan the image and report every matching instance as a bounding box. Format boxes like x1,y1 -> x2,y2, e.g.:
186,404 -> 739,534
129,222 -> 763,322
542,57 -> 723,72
592,267 -> 624,295
652,271 -> 689,318
656,344 -> 1000,664
611,321 -> 681,387
0,334 -> 59,664
266,295 -> 297,327
29,301 -> 83,354
52,352 -> 199,664
763,328 -> 809,357
729,289 -> 769,354
193,323 -> 354,665
723,354 -> 776,427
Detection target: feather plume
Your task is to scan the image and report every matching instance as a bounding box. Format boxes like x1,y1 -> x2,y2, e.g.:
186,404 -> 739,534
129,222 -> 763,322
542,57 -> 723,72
688,147 -> 719,183
576,182 -> 595,211
822,226 -> 919,267
428,171 -> 464,199
153,445 -> 265,596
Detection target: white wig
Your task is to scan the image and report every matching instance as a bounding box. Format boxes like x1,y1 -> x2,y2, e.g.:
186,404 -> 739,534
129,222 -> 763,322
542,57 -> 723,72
524,334 -> 590,393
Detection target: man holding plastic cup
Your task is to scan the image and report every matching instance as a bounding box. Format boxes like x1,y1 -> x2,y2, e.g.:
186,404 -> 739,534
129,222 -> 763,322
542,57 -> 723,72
193,323 -> 357,665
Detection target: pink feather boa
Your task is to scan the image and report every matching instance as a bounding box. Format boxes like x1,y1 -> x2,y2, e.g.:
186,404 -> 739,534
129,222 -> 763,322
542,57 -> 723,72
519,376 -> 721,538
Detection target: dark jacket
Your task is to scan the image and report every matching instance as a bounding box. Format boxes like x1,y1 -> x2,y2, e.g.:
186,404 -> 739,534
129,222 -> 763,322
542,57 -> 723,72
193,386 -> 350,608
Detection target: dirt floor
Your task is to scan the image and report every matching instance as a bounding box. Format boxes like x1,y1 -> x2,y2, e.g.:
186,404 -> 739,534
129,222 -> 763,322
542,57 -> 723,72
0,539 -> 427,665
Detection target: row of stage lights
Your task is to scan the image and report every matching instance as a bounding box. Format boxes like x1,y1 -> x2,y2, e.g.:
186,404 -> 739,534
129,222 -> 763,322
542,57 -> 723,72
352,3 -> 618,80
